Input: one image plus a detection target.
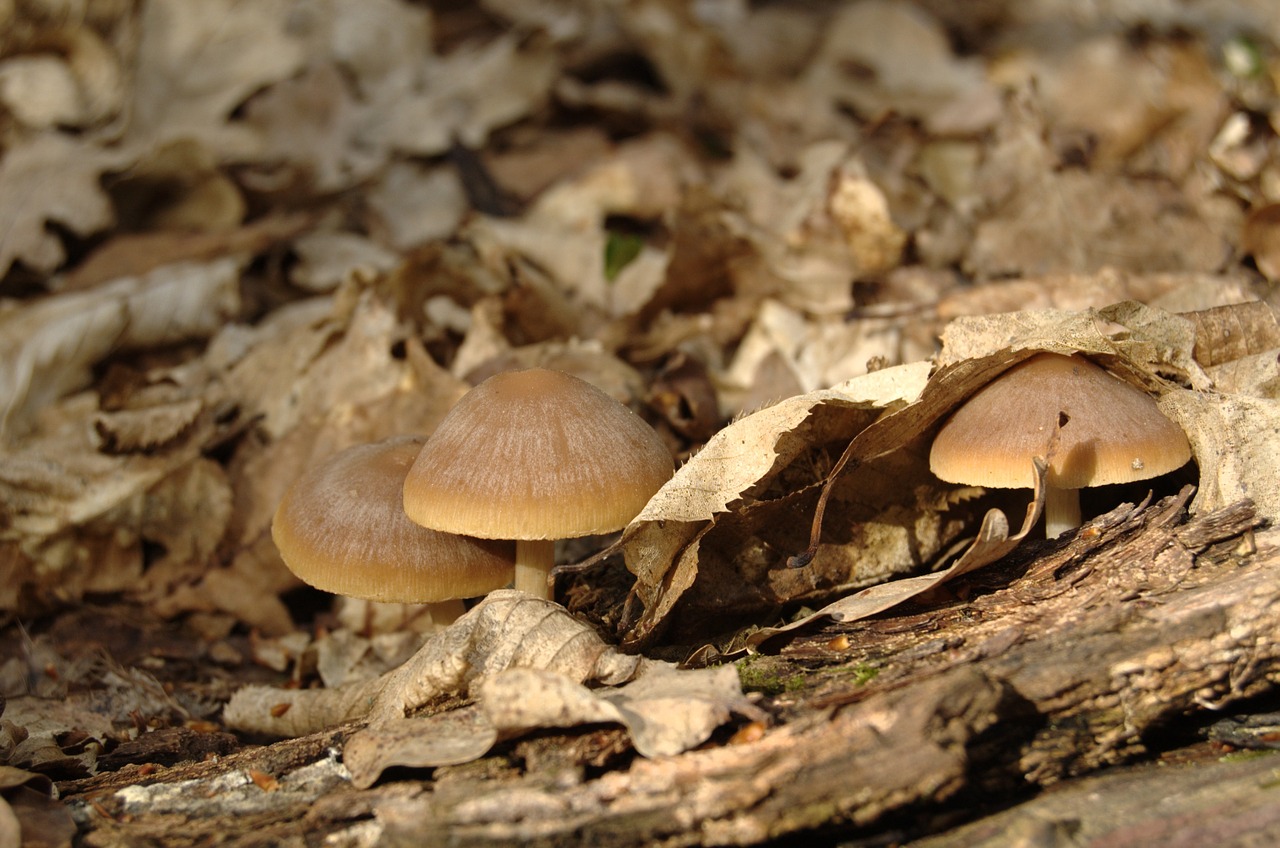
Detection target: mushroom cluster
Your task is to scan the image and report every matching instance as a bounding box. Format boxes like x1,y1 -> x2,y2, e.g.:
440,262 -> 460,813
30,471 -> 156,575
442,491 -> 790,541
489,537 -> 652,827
272,368 -> 674,613
929,352 -> 1192,537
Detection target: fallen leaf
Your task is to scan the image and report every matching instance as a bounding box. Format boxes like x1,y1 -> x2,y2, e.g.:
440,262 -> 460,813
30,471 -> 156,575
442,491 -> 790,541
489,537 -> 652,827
371,34 -> 558,157
620,361 -> 933,647
0,133 -> 125,275
0,258 -> 242,439
289,230 -> 399,294
343,663 -> 754,787
240,62 -> 381,194
966,95 -> 1236,279
343,709 -> 500,788
485,663 -> 754,757
365,162 -> 468,251
1187,301 -> 1280,368
745,461 -> 1046,648
805,1 -> 1001,135
223,591 -> 647,738
125,0 -> 306,156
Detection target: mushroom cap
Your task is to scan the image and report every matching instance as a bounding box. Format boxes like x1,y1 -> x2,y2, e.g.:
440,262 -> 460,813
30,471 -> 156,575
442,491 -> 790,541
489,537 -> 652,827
272,436 -> 515,603
403,368 -> 674,540
930,352 -> 1191,490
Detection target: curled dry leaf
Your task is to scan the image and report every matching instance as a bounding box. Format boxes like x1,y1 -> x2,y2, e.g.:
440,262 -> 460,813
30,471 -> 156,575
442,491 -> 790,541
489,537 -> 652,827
1184,301 -> 1280,398
744,460 -> 1046,649
469,134 -> 692,316
484,663 -> 754,758
1186,301 -> 1280,369
620,361 -> 934,647
344,664 -> 753,788
343,709 -> 499,788
223,591 -> 645,738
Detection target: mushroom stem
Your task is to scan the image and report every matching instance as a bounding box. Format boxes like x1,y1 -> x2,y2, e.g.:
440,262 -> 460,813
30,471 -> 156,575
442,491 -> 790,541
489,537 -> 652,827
1044,485 -> 1082,538
513,539 -> 556,600
425,599 -> 468,627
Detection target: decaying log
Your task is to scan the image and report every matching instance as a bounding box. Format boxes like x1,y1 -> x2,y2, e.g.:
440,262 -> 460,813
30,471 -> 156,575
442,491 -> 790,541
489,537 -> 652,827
60,496 -> 1278,846
792,492 -> 1273,784
910,749 -> 1280,847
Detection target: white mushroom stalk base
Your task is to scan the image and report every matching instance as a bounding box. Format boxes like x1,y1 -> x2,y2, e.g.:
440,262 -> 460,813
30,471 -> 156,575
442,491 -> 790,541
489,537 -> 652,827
1045,485 -> 1082,539
514,539 -> 557,600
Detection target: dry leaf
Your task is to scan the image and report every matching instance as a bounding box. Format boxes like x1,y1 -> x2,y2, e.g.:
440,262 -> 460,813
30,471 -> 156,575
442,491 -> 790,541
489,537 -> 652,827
483,663 -> 753,757
223,591 -> 646,738
289,230 -> 399,294
744,461 -> 1046,648
344,663 -> 754,787
58,213 -> 311,292
1242,204 -> 1280,281
719,142 -> 900,316
0,133 -> 126,275
126,0 -> 306,155
469,134 -> 692,316
1187,301 -> 1280,368
1035,35 -> 1224,173
240,62 -> 381,194
621,361 -> 934,646
372,34 -> 558,157
0,799 -> 15,848
365,162 -> 468,251
935,269 -> 1250,323
0,258 -> 242,439
344,709 -> 499,788
0,56 -> 85,130
805,1 -> 1000,135
966,95 -> 1235,279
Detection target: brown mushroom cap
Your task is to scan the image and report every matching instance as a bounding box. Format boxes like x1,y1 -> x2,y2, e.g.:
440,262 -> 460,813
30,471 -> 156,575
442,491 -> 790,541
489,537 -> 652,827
272,436 -> 515,603
402,368 -> 674,540
930,352 -> 1191,490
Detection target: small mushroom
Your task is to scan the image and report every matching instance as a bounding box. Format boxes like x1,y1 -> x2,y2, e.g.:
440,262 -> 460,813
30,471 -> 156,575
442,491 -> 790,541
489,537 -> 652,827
402,367 -> 674,600
272,436 -> 515,624
929,352 -> 1192,537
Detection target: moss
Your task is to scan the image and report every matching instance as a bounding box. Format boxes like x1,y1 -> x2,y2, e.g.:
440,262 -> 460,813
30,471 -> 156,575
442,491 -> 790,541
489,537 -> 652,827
839,662 -> 880,686
735,654 -> 806,696
1219,748 -> 1279,765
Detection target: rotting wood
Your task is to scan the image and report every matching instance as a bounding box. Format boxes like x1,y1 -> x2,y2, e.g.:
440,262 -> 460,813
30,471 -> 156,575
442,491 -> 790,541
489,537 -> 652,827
909,748 -> 1280,847
56,496 -> 1277,847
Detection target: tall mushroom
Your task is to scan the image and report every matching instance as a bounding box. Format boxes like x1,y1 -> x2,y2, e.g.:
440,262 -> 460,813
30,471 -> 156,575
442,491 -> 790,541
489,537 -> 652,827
272,436 -> 515,624
402,368 -> 674,600
929,352 -> 1192,537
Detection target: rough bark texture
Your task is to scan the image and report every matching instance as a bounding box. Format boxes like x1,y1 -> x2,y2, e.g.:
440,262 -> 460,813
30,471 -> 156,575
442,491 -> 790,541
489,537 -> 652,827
59,495 -> 1278,846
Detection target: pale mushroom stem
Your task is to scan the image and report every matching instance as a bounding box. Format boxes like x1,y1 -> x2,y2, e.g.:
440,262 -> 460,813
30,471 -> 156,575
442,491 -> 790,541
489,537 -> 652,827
513,539 -> 556,600
1044,485 -> 1082,539
425,599 -> 468,627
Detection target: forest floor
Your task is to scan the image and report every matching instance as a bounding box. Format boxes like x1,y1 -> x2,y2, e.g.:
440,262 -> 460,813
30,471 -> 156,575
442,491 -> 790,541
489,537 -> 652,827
1,1 -> 1279,845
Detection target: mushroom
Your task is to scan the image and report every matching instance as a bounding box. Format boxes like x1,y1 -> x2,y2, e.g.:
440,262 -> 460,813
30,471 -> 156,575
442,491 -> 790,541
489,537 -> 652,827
402,367 -> 674,600
272,436 -> 515,625
929,352 -> 1192,538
